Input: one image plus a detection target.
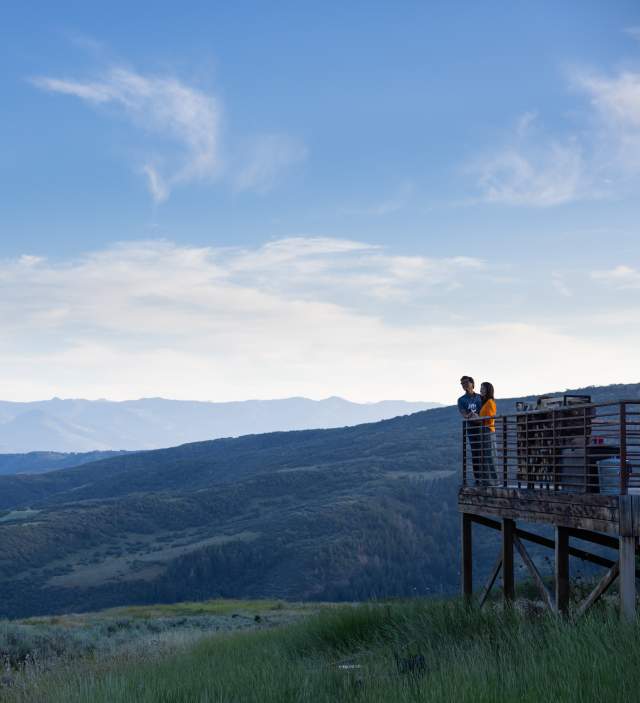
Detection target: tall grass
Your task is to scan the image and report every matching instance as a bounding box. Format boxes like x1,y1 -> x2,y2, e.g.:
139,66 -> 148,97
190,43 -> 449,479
5,598 -> 639,702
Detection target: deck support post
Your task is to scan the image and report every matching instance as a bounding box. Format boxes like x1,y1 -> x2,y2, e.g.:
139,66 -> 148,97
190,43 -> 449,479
502,518 -> 515,604
461,513 -> 473,603
555,526 -> 570,616
619,536 -> 636,622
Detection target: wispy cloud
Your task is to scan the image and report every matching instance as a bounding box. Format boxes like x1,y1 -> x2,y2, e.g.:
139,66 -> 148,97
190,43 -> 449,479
234,135 -> 307,194
624,26 -> 640,42
552,272 -> 573,297
572,68 -> 640,179
33,67 -> 221,202
342,181 -> 416,216
470,65 -> 640,207
472,126 -> 585,207
592,265 -> 640,288
33,63 -> 307,202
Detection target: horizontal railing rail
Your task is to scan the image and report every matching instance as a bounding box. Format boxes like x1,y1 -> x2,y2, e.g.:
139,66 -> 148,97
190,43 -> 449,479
461,400 -> 640,495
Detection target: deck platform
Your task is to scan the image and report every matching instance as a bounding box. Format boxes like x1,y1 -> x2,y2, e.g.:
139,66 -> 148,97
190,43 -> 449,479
458,399 -> 640,620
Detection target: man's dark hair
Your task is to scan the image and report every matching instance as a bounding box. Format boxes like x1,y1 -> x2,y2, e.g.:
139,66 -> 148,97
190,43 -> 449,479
460,375 -> 474,385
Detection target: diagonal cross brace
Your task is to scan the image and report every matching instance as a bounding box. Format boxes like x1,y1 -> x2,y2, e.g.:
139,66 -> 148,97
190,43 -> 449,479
513,533 -> 556,613
575,562 -> 619,619
478,552 -> 502,609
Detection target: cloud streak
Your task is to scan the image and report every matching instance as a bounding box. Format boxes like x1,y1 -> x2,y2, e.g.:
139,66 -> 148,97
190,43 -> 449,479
234,135 -> 308,194
471,65 -> 640,207
33,64 -> 307,202
34,68 -> 222,202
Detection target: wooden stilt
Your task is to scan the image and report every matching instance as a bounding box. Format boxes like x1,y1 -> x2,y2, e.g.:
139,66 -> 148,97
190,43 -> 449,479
619,536 -> 636,622
461,513 -> 473,602
502,518 -> 515,604
555,526 -> 570,616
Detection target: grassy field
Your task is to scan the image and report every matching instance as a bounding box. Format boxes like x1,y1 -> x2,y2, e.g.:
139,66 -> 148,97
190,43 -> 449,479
2,596 -> 639,702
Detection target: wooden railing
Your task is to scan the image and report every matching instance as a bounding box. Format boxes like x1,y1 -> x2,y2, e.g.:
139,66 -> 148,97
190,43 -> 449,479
461,400 -> 640,494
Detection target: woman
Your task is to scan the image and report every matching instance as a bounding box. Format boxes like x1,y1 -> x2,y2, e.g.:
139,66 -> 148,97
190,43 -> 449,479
479,382 -> 498,484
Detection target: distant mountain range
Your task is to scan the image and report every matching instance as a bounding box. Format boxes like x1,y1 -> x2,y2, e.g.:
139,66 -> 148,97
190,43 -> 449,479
0,397 -> 441,453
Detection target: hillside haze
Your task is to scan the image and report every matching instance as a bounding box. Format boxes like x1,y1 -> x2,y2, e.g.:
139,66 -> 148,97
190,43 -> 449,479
0,397 -> 440,453
0,383 -> 636,619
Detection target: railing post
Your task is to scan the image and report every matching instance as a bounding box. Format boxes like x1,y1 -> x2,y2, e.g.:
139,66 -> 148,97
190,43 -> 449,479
552,409 -> 558,491
462,421 -> 468,486
620,403 -> 628,495
480,417 -> 484,483
583,406 -> 589,494
502,416 -> 508,487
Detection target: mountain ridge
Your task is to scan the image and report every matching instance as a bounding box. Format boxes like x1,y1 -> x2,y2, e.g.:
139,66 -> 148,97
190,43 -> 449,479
0,396 -> 441,454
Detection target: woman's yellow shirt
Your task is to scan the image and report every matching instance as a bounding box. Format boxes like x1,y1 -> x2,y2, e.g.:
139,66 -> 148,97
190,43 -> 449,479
479,399 -> 496,432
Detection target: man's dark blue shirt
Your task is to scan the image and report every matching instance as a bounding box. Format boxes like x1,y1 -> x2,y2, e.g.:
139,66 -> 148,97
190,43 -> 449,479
458,393 -> 482,417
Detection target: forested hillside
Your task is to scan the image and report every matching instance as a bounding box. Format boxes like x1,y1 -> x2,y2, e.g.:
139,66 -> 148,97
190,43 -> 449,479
0,450 -> 129,476
0,383 -> 637,618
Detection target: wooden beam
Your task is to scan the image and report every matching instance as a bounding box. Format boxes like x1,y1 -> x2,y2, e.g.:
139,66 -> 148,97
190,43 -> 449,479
478,552 -> 502,609
619,536 -> 636,622
467,513 -> 620,572
467,514 -> 501,530
502,518 -> 515,604
576,563 -> 619,618
514,533 -> 555,613
567,528 -> 618,550
555,526 -> 570,616
461,513 -> 473,602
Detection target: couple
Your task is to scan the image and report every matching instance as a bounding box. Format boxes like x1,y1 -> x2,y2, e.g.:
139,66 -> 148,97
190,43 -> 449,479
458,375 -> 497,485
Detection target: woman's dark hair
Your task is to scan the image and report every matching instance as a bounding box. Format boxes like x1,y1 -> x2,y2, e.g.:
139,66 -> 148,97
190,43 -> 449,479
480,381 -> 494,409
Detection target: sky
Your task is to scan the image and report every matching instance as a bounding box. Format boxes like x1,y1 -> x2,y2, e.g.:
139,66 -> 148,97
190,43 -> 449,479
1,1 -> 640,405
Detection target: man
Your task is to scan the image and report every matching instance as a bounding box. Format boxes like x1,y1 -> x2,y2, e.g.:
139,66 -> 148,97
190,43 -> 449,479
458,376 -> 483,485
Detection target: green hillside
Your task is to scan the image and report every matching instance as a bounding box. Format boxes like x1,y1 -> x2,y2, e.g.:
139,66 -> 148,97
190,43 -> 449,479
0,383 -> 637,619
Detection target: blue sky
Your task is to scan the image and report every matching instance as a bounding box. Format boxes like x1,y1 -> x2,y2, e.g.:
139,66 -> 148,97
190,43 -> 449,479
1,1 -> 640,403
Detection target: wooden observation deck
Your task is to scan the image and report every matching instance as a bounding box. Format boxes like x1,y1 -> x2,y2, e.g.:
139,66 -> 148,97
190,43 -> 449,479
458,398 -> 640,620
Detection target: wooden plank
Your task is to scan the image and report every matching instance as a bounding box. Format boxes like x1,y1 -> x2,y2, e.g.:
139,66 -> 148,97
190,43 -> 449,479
514,534 -> 555,613
457,491 -> 619,515
478,552 -> 502,609
502,518 -> 515,604
555,527 -> 570,616
459,486 -> 618,508
619,536 -> 636,622
458,496 -> 619,525
458,502 -> 619,535
461,513 -> 473,601
576,563 -> 619,618
459,494 -> 619,523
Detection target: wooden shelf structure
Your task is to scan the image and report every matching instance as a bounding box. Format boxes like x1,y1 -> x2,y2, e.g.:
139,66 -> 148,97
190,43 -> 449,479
458,400 -> 640,620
